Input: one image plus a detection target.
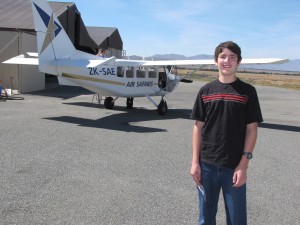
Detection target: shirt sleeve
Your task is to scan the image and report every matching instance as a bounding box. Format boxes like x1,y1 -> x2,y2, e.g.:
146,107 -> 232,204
246,87 -> 263,124
190,89 -> 206,122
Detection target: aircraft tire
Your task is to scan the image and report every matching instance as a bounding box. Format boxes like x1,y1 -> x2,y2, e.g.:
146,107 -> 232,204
157,100 -> 168,115
126,98 -> 134,108
104,97 -> 114,109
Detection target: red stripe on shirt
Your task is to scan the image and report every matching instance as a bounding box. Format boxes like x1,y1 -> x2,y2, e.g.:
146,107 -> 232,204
202,93 -> 248,104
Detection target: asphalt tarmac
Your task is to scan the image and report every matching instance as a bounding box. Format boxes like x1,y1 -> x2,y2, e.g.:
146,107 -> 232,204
0,81 -> 299,225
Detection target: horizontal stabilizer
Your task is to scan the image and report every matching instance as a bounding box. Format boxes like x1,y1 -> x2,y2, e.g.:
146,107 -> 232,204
3,54 -> 117,68
3,53 -> 38,65
26,52 -> 39,57
101,56 -> 116,65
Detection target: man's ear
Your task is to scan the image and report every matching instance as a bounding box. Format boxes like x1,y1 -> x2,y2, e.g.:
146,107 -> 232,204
214,59 -> 218,66
237,60 -> 242,67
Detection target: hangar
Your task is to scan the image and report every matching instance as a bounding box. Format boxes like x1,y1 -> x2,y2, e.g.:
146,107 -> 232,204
0,0 -> 123,94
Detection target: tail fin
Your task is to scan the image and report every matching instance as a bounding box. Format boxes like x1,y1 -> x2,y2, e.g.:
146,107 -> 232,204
31,0 -> 76,73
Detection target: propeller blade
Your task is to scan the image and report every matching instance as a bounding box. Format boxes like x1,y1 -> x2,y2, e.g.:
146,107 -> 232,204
180,78 -> 193,83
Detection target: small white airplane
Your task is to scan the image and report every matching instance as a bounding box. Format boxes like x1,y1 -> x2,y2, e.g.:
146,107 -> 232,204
4,0 -> 288,115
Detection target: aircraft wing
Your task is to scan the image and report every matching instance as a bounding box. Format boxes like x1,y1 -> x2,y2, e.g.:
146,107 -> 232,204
3,52 -> 288,68
140,58 -> 288,67
142,59 -> 215,67
239,58 -> 289,64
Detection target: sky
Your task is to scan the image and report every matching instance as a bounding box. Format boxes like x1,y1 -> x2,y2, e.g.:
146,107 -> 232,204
54,0 -> 300,59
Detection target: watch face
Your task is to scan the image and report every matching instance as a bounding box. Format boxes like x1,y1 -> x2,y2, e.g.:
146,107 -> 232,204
244,152 -> 252,159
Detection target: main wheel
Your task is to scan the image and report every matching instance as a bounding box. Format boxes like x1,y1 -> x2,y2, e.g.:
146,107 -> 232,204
157,100 -> 168,115
126,98 -> 134,109
104,97 -> 114,109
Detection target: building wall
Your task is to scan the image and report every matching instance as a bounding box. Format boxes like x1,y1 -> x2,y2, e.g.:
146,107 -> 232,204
0,30 -> 19,92
110,30 -> 123,50
59,5 -> 98,54
0,3 -> 123,93
19,32 -> 44,93
108,48 -> 122,59
0,30 -> 44,94
98,30 -> 123,57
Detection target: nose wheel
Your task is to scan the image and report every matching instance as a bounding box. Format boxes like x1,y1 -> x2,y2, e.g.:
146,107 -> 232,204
157,99 -> 168,115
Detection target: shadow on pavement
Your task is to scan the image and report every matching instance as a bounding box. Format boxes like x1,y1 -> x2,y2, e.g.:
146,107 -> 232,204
44,106 -> 192,133
259,122 -> 300,132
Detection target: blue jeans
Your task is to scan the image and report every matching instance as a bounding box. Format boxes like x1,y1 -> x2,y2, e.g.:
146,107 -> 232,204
198,162 -> 247,225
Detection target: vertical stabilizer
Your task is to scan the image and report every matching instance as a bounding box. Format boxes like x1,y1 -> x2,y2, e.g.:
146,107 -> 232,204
31,0 -> 76,74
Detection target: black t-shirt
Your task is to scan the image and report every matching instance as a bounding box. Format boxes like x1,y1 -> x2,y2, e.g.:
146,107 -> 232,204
190,79 -> 263,169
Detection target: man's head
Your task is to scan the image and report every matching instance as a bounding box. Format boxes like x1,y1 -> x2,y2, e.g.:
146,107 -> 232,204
214,41 -> 242,63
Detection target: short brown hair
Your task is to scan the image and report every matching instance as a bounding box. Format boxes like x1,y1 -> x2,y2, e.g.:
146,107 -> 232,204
214,41 -> 242,62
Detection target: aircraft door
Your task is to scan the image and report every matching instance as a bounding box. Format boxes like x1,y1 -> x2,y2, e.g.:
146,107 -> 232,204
158,71 -> 167,90
166,74 -> 178,92
165,66 -> 179,92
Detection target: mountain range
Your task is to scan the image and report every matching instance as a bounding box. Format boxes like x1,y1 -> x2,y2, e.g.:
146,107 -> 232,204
128,54 -> 300,73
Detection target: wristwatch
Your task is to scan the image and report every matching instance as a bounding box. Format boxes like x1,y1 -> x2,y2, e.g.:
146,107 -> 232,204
243,152 -> 253,159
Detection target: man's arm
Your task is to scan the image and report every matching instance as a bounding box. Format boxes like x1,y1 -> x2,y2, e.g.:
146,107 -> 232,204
190,120 -> 204,185
233,122 -> 258,187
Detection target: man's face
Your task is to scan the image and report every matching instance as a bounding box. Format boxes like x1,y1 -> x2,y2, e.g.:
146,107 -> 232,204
215,48 -> 240,76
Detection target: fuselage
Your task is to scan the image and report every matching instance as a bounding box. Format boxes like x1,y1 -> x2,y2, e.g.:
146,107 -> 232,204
53,62 -> 177,98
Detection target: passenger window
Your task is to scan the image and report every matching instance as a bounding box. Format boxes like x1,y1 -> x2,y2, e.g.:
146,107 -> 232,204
148,68 -> 157,78
136,69 -> 146,78
126,67 -> 134,78
117,66 -> 124,77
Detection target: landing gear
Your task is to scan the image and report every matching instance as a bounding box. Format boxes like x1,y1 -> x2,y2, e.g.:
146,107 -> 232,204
126,98 -> 134,109
103,96 -> 133,110
157,99 -> 168,115
104,96 -> 114,109
145,95 -> 168,115
103,95 -> 168,115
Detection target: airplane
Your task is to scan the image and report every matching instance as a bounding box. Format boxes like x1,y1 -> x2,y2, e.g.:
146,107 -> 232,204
3,0 -> 289,115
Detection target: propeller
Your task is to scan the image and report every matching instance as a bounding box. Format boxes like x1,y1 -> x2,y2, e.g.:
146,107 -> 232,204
180,78 -> 193,83
166,73 -> 193,83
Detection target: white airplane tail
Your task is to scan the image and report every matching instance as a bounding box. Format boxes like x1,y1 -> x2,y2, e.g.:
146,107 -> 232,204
31,0 -> 78,74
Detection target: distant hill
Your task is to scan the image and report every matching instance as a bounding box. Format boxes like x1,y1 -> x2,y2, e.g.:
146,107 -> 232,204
127,54 -> 300,72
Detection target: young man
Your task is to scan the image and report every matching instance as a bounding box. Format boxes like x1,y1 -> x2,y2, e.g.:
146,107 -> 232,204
190,41 -> 263,225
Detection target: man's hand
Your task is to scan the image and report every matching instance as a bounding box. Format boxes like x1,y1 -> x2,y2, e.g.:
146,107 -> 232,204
233,166 -> 247,187
190,163 -> 201,185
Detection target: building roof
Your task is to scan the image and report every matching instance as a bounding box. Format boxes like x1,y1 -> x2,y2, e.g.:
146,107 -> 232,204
86,27 -> 116,45
0,0 -> 74,30
0,0 -> 123,52
86,26 -> 122,49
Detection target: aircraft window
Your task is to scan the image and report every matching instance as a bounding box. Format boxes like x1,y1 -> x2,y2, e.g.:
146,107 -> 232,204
117,67 -> 124,77
148,69 -> 157,78
136,69 -> 146,78
126,67 -> 134,78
